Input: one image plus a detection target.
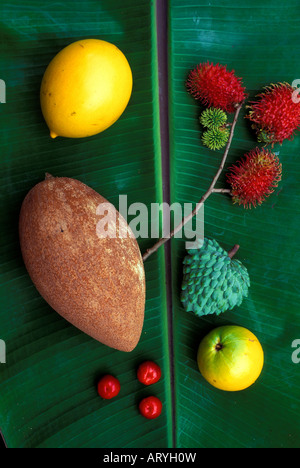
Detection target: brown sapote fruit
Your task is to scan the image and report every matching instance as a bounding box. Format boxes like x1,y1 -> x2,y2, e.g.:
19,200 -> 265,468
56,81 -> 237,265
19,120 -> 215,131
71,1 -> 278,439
19,174 -> 145,352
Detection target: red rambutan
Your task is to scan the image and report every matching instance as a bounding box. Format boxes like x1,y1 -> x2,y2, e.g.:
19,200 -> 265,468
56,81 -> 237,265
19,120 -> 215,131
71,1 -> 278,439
186,62 -> 247,113
226,147 -> 282,208
246,82 -> 300,145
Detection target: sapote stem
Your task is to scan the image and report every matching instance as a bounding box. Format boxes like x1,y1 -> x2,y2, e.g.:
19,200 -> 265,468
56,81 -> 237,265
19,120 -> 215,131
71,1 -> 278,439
142,101 -> 244,262
228,244 -> 240,259
45,173 -> 54,180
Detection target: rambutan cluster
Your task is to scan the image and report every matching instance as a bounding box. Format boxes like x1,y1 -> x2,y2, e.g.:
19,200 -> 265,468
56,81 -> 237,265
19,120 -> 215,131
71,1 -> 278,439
184,62 -> 300,209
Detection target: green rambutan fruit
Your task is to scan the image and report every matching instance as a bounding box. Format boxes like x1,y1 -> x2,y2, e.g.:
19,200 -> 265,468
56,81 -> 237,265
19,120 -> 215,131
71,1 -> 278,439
200,107 -> 227,129
202,127 -> 229,151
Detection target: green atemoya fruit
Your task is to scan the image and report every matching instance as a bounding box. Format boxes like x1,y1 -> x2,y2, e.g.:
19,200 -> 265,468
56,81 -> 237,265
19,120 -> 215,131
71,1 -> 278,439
181,238 -> 250,317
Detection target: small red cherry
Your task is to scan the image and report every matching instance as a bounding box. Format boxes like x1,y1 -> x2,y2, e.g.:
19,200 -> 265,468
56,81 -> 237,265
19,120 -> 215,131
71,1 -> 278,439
137,361 -> 162,386
97,375 -> 120,400
139,396 -> 162,419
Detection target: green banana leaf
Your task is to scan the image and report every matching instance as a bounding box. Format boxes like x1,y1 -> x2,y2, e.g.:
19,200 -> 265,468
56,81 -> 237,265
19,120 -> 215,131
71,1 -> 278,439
0,0 -> 300,449
0,0 -> 172,448
169,0 -> 300,448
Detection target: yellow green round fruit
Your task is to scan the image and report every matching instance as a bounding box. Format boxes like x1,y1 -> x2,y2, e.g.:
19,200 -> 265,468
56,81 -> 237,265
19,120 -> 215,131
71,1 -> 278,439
197,325 -> 264,392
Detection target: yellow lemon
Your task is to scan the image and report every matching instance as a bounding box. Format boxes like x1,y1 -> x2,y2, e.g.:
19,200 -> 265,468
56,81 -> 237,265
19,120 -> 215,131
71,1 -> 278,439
197,325 -> 264,392
40,39 -> 133,139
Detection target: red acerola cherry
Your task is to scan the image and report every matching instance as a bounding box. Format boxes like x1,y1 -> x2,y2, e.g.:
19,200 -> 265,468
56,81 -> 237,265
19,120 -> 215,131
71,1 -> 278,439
139,396 -> 162,419
137,361 -> 162,386
97,375 -> 121,399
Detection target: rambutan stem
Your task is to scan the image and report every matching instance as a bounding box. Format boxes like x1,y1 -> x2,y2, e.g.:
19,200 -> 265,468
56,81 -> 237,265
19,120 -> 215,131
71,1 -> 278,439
142,101 -> 244,262
212,188 -> 232,194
